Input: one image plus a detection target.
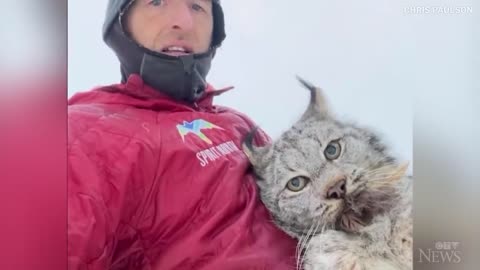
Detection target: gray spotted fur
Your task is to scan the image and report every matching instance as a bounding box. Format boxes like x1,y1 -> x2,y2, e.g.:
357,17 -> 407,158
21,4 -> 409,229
243,77 -> 412,270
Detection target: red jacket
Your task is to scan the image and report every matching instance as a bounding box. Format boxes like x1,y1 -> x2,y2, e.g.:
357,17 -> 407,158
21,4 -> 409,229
68,74 -> 297,270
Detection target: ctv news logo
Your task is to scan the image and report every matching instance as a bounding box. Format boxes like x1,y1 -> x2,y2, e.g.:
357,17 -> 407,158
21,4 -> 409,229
418,241 -> 461,264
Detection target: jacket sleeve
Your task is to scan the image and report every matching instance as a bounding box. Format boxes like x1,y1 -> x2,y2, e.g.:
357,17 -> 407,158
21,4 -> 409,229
67,107 -> 158,269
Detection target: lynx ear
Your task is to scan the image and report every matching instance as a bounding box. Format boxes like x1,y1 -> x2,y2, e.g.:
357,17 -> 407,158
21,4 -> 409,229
242,127 -> 273,168
296,75 -> 331,121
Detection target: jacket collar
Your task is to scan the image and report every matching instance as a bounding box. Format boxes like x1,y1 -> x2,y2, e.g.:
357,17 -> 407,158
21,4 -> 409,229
121,74 -> 234,109
69,74 -> 234,112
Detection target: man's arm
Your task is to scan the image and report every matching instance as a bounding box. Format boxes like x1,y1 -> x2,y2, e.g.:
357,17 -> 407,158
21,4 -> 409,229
67,106 -> 158,269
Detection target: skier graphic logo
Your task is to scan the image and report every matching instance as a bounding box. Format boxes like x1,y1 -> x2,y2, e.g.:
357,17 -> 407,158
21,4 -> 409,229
176,119 -> 224,144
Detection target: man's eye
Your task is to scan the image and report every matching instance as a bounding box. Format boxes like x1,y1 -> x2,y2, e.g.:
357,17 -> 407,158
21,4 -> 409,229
149,0 -> 164,6
192,3 -> 205,12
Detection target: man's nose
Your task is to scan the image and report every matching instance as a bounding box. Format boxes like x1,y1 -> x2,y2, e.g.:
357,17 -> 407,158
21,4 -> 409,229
168,4 -> 194,32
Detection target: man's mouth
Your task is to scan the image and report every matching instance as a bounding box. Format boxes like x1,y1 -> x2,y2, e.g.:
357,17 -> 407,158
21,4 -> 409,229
161,46 -> 192,56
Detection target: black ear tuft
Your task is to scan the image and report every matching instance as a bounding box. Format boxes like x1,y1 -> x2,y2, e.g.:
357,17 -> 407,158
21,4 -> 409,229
243,126 -> 260,153
296,75 -> 316,92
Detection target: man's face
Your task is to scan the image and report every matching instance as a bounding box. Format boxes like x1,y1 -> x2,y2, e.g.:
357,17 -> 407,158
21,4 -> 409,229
126,0 -> 213,56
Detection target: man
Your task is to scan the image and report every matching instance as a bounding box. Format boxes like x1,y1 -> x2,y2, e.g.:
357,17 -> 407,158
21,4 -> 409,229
68,0 -> 297,269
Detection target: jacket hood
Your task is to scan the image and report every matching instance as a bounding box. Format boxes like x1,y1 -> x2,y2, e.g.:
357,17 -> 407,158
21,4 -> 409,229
101,0 -> 226,103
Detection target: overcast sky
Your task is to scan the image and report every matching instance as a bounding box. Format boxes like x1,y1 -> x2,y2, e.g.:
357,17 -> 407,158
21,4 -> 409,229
67,0 -> 476,171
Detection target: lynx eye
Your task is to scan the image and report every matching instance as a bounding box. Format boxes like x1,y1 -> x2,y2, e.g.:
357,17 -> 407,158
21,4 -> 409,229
324,141 -> 341,160
286,177 -> 309,192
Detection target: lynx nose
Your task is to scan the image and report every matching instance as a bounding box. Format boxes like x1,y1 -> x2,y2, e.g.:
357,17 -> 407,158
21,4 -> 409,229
326,178 -> 346,199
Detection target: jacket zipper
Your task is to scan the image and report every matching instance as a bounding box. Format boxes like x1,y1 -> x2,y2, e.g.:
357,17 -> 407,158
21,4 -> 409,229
193,101 -> 215,113
193,102 -> 204,112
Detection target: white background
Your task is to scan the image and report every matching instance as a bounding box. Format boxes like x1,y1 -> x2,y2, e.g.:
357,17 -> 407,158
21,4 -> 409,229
67,0 -> 478,169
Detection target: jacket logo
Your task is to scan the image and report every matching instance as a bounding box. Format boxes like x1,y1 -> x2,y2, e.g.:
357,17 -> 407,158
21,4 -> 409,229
176,119 -> 224,144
